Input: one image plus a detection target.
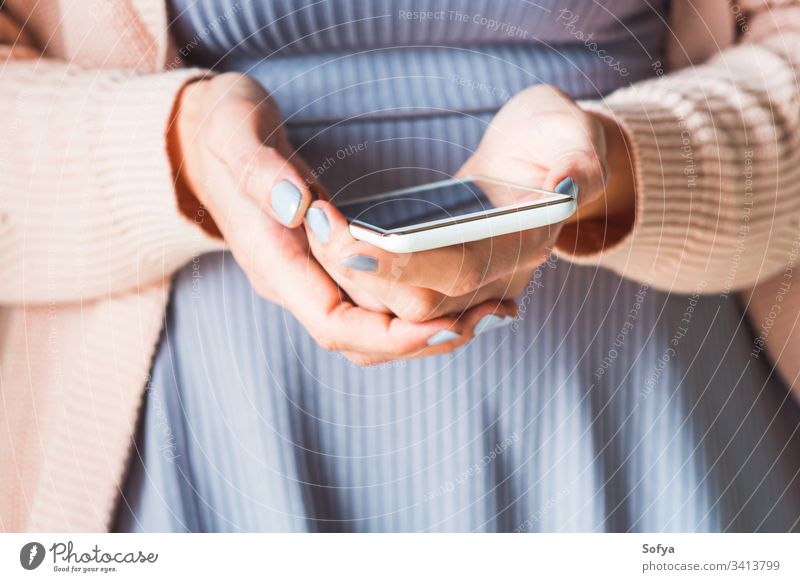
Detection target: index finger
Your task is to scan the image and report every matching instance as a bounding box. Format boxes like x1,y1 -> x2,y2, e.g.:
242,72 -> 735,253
341,228 -> 557,298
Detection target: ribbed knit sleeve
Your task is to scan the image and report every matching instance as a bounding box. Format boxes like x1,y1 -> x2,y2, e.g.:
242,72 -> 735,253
0,56 -> 225,305
555,26 -> 800,295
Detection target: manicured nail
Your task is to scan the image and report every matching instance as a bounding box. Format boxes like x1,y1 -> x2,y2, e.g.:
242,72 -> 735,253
426,329 -> 460,346
271,180 -> 302,225
474,314 -> 514,336
555,177 -> 579,198
306,207 -> 330,243
340,255 -> 378,272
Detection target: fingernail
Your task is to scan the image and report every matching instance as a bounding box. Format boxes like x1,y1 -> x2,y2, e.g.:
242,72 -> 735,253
555,177 -> 579,198
340,255 -> 378,272
426,329 -> 461,346
306,207 -> 330,243
271,180 -> 302,225
474,314 -> 514,336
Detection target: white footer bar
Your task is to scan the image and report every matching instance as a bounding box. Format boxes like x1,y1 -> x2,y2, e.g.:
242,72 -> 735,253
1,533 -> 797,580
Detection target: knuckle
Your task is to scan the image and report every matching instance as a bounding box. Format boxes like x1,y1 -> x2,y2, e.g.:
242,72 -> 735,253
448,269 -> 486,297
388,334 -> 418,356
234,151 -> 259,195
558,149 -> 590,167
235,146 -> 283,198
395,294 -> 438,323
315,332 -> 339,353
385,254 -> 413,281
395,303 -> 423,324
446,246 -> 491,296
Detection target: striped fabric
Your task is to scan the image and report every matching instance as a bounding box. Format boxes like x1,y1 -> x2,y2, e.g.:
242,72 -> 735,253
115,0 -> 800,532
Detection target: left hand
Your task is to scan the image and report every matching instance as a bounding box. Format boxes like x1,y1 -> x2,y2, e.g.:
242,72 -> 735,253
305,84 -> 633,324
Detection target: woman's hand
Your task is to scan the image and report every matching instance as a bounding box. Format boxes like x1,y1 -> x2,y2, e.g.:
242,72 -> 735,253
460,84 -> 636,254
304,201 -> 523,326
169,73 -> 509,365
304,84 -> 634,322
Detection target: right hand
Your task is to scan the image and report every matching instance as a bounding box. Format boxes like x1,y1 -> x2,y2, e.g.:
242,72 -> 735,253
171,73 -> 508,365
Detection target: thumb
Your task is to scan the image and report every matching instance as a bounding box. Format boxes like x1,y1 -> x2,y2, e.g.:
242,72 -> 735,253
542,149 -> 607,209
209,98 -> 315,228
220,139 -> 315,228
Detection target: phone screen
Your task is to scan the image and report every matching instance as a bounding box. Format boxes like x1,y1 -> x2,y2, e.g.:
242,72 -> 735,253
339,178 -> 565,233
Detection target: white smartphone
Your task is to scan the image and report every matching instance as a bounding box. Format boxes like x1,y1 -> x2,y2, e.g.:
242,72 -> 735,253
337,175 -> 576,253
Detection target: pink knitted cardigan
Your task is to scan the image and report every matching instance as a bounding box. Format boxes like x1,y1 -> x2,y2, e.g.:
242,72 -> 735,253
1,0 -> 799,532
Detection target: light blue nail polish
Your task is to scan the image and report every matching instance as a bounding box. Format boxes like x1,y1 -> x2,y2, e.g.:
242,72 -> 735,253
474,314 -> 514,336
340,255 -> 378,272
271,180 -> 302,225
306,207 -> 330,243
427,329 -> 461,346
555,177 -> 579,198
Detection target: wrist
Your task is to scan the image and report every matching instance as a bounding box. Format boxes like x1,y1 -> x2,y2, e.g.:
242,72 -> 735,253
167,79 -> 223,238
571,112 -> 635,224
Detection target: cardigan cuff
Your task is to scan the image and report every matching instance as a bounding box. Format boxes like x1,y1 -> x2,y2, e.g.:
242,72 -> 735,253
554,83 -> 764,294
88,67 -> 224,287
